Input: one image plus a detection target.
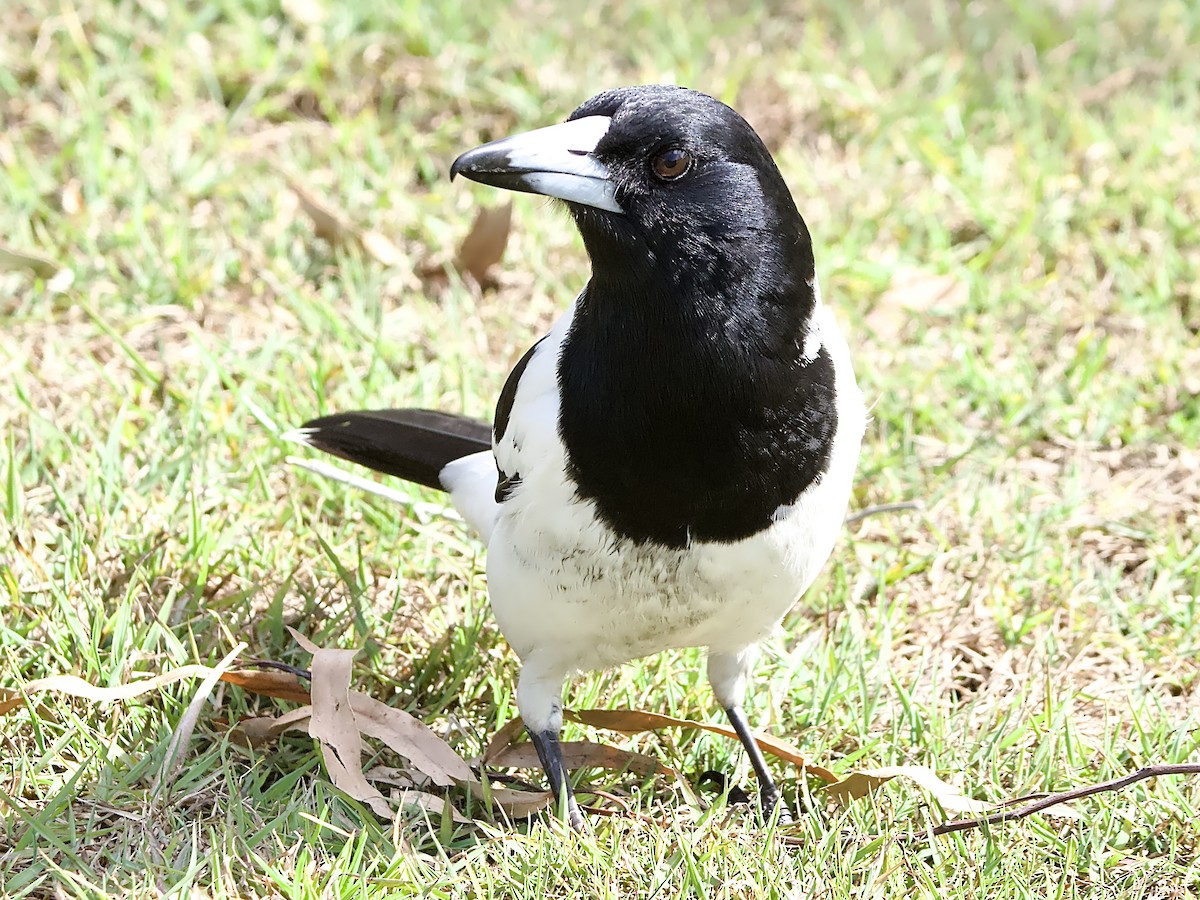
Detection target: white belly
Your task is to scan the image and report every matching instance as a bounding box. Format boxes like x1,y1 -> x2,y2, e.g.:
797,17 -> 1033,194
487,492 -> 843,673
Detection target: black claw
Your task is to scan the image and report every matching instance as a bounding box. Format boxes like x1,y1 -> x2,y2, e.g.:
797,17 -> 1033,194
762,786 -> 794,825
723,704 -> 794,827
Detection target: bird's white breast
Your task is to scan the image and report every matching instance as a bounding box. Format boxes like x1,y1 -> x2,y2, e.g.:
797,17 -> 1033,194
456,293 -> 865,676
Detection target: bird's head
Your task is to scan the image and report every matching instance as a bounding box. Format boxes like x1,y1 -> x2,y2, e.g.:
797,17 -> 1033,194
451,85 -> 815,305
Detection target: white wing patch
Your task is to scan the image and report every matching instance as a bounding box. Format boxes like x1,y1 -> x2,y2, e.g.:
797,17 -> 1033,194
441,300 -> 579,545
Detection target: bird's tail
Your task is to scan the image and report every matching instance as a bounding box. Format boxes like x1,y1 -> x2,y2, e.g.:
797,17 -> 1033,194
284,409 -> 492,490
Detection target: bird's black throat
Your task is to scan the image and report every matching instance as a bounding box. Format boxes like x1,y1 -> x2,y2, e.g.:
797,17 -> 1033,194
557,235 -> 838,549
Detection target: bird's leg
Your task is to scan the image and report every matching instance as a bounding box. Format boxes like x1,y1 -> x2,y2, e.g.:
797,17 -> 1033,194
527,726 -> 586,831
722,704 -> 791,824
517,655 -> 586,831
708,647 -> 793,824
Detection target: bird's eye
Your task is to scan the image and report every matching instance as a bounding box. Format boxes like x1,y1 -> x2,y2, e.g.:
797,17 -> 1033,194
651,148 -> 693,181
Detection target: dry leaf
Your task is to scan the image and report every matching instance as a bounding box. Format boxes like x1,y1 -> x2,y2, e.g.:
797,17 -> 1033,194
466,782 -> 552,818
218,668 -> 312,704
454,202 -> 512,283
823,764 -> 992,814
867,267 -> 969,340
229,706 -> 314,748
489,739 -> 669,779
287,176 -> 355,246
0,665 -> 237,717
286,178 -> 404,268
0,242 -> 62,279
348,691 -> 474,787
286,626 -> 321,654
363,765 -> 419,788
480,716 -> 531,766
568,708 -> 839,784
307,645 -> 394,819
359,229 -> 406,267
281,0 -> 327,27
155,644 -> 245,790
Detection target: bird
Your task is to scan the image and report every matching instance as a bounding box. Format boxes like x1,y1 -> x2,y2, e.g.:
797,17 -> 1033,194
286,85 -> 866,831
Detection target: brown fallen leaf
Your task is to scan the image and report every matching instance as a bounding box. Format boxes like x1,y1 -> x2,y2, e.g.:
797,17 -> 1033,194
287,176 -> 354,245
273,631 -> 582,822
218,668 -> 312,704
363,764 -> 419,788
229,706 -> 314,748
281,0 -> 327,28
237,700 -> 550,821
286,176 -> 405,268
823,764 -> 992,814
867,267 -> 969,340
465,781 -> 552,819
454,202 -> 512,283
489,738 -> 670,779
0,242 -> 62,279
358,229 -> 406,267
567,708 -> 839,784
307,644 -> 394,819
348,691 -> 474,787
480,715 -> 531,766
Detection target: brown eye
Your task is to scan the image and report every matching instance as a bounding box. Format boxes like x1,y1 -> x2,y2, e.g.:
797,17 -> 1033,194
652,148 -> 693,181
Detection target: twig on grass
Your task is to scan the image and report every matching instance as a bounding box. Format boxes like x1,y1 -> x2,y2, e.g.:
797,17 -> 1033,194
845,501 -> 923,525
932,762 -> 1200,836
245,659 -> 313,680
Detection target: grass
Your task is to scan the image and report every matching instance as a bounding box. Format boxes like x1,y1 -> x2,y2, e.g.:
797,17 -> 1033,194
1,0 -> 1198,896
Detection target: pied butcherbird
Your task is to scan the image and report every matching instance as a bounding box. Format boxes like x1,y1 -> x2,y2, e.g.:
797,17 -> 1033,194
288,85 -> 865,830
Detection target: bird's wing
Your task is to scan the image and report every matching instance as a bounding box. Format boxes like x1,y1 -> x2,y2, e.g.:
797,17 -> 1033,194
444,313 -> 574,543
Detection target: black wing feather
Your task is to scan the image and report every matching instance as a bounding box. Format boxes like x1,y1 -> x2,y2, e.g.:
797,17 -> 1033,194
297,409 -> 491,490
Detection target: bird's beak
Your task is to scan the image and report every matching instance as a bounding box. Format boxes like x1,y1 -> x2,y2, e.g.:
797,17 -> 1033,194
450,116 -> 623,214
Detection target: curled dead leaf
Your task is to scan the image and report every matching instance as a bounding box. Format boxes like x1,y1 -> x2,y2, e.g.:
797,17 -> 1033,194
480,715 -> 530,766
288,176 -> 355,246
823,764 -> 993,815
359,229 -> 406,267
0,665 -> 239,717
228,707 -> 314,748
466,782 -> 552,819
281,0 -> 327,28
61,179 -> 84,216
286,178 -> 405,268
490,738 -> 670,779
348,691 -> 474,787
218,668 -> 312,704
568,707 -> 839,784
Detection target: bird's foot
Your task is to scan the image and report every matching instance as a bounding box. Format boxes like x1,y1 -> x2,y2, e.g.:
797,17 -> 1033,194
565,799 -> 589,833
761,787 -> 794,827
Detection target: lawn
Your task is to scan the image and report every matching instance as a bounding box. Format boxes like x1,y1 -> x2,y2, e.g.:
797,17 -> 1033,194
1,0 -> 1198,896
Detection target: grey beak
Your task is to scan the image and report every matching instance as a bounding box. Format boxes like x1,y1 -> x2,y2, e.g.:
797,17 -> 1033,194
450,115 -> 623,214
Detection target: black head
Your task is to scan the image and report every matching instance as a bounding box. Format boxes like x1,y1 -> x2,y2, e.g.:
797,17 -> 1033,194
564,86 -> 814,287
451,86 -> 815,310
